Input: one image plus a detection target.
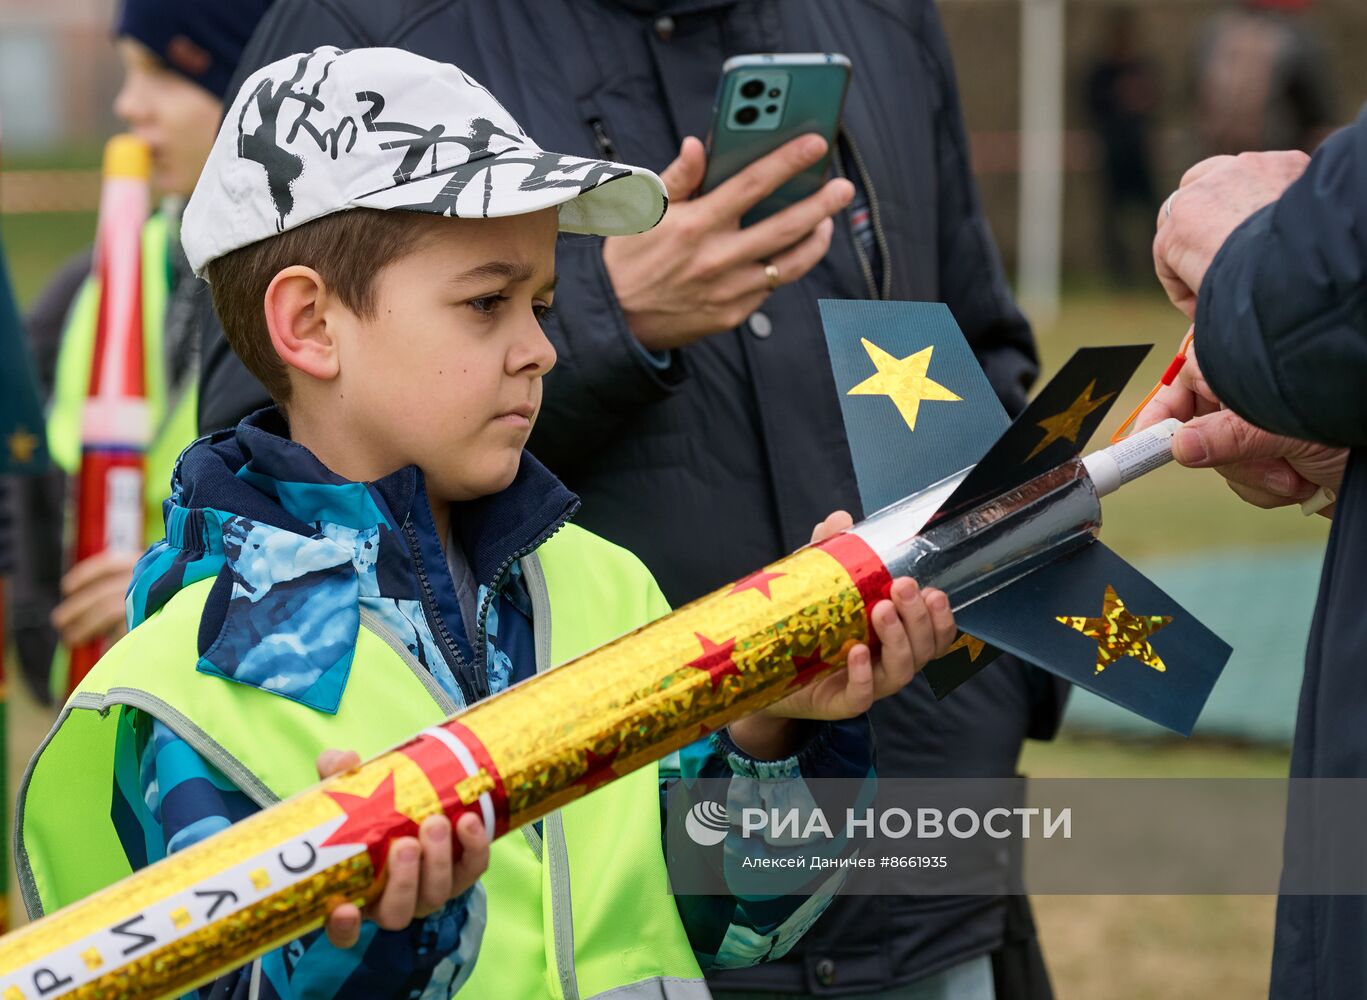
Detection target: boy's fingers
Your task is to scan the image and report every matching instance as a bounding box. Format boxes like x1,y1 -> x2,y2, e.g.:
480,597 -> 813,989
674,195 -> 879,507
371,838 -> 421,930
871,592 -> 914,678
452,814 -> 491,891
416,816 -> 453,915
842,646 -> 875,715
315,749 -> 362,780
923,589 -> 957,656
890,579 -> 935,668
325,902 -> 362,949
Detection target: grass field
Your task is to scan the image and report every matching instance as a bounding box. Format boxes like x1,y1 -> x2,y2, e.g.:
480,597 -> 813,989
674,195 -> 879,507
1,203 -> 1310,996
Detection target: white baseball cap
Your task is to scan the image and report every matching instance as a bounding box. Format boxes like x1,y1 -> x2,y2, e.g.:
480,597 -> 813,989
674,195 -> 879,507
183,46 -> 667,275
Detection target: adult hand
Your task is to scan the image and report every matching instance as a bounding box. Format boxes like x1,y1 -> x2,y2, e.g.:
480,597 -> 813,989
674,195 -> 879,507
51,549 -> 141,647
316,749 -> 490,949
1134,343 -> 1347,514
1153,150 -> 1310,318
727,512 -> 956,759
602,134 -> 855,352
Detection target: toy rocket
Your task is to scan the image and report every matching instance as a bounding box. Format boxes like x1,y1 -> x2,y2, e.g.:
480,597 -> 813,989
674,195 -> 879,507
0,302 -> 1230,998
66,135 -> 153,695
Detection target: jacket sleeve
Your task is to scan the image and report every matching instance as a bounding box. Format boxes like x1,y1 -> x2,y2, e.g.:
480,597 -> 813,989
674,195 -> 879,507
196,0 -> 379,435
111,712 -> 485,1000
526,235 -> 689,469
659,720 -> 875,971
921,3 -> 1039,418
1195,107 -> 1367,447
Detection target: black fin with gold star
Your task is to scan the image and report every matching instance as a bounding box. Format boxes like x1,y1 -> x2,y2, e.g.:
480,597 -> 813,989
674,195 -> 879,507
954,540 -> 1231,735
818,299 -> 1009,516
0,232 -> 49,474
932,346 -> 1149,523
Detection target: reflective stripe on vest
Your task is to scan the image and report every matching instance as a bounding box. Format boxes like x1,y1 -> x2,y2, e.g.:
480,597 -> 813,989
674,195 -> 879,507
16,524 -> 704,999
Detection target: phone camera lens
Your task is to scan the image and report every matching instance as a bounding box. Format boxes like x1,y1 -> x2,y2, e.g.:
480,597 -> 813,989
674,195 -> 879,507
740,79 -> 765,99
734,105 -> 759,125
768,88 -> 781,99
765,104 -> 779,115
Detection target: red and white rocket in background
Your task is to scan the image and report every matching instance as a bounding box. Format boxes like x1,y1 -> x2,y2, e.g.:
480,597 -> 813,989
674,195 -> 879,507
67,134 -> 153,695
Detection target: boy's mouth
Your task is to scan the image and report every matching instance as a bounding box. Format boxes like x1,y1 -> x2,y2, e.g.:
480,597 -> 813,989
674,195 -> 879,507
494,402 -> 538,427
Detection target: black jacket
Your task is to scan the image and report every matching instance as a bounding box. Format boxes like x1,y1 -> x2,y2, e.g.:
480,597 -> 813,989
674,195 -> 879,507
207,1 -> 1059,992
1196,105 -> 1367,1000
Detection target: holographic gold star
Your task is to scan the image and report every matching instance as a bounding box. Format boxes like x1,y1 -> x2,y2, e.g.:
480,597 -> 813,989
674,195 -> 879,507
7,426 -> 38,465
1026,379 -> 1116,460
1057,584 -> 1172,675
847,339 -> 961,432
943,632 -> 986,662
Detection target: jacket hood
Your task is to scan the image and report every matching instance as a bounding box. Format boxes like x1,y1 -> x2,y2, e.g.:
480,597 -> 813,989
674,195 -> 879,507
127,407 -> 577,712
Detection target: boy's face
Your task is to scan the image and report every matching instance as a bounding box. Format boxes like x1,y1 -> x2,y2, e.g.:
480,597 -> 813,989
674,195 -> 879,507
331,209 -> 559,502
113,39 -> 221,197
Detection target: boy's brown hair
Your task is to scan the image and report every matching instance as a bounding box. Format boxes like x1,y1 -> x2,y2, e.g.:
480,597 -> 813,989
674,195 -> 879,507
204,208 -> 441,404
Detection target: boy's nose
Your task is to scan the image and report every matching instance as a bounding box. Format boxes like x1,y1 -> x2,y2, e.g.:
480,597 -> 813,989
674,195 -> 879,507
510,314 -> 557,377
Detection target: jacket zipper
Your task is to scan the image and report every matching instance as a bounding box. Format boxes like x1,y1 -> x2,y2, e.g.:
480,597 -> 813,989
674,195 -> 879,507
401,517 -> 482,707
837,129 -> 893,300
470,506 -> 578,703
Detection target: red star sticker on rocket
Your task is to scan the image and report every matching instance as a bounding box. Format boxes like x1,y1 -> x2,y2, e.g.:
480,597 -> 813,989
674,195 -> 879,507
574,746 -> 623,794
685,633 -> 741,692
321,771 -> 421,875
728,570 -> 786,601
789,648 -> 834,689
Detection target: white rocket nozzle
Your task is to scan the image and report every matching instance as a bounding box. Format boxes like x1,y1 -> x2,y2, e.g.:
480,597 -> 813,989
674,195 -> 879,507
1083,418 -> 1184,498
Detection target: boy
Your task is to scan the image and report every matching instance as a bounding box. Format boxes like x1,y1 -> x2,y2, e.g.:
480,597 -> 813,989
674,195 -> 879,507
17,47 -> 957,997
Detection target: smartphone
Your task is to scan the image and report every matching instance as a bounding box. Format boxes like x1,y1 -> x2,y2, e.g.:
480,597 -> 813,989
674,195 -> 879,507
701,53 -> 852,228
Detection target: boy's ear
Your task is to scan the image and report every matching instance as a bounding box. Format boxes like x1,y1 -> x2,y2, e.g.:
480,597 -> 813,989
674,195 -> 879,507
264,266 -> 340,382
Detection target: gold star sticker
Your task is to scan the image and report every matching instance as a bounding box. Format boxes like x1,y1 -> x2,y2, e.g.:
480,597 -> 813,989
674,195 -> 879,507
943,632 -> 986,662
847,339 -> 961,432
8,426 -> 38,465
1026,379 -> 1116,460
1057,584 -> 1172,675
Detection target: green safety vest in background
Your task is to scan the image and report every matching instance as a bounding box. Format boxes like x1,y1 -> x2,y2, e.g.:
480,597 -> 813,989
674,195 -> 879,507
44,213 -> 200,701
16,524 -> 707,1000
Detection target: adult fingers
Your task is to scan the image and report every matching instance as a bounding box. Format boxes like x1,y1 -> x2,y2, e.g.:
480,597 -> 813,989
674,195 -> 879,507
415,816 -> 453,916
370,838 -> 421,930
1178,155 -> 1238,189
752,217 -> 836,294
707,134 -> 830,221
727,178 -> 854,263
1172,409 -> 1296,469
657,136 -> 708,203
1215,458 -> 1316,503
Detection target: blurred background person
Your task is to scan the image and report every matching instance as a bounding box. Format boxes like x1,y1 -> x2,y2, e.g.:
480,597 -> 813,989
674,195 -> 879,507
1083,6 -> 1161,287
1192,0 -> 1337,156
7,0 -> 273,705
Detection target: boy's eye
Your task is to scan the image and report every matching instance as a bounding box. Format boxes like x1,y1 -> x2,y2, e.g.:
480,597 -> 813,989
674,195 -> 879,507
468,294 -> 508,316
534,302 -> 555,324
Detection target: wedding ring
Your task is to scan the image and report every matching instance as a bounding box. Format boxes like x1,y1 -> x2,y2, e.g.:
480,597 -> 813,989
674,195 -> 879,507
764,262 -> 781,291
1163,192 -> 1176,219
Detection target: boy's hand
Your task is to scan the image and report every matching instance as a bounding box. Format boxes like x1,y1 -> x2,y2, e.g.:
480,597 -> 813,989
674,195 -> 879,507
314,750 -> 490,949
51,549 -> 141,647
726,512 -> 956,759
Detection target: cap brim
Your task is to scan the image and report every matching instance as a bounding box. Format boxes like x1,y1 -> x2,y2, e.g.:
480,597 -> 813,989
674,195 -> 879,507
351,147 -> 667,237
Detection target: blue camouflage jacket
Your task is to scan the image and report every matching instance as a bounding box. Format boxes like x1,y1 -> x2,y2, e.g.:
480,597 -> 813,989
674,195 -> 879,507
113,408 -> 874,998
